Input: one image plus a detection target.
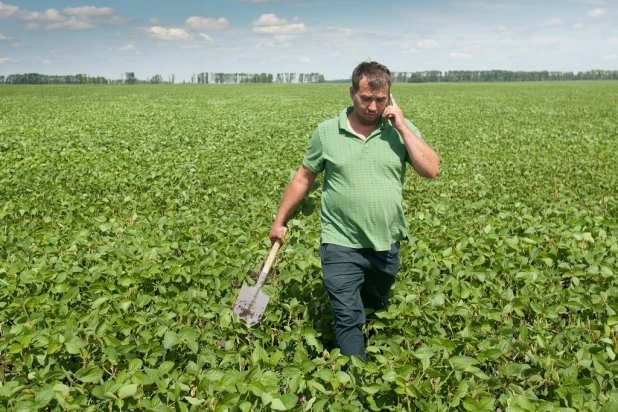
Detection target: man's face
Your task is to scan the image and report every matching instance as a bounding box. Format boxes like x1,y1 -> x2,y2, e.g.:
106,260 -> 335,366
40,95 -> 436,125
349,76 -> 389,125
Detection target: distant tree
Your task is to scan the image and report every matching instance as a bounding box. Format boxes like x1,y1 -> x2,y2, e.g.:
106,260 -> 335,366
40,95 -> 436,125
150,74 -> 163,84
125,72 -> 137,85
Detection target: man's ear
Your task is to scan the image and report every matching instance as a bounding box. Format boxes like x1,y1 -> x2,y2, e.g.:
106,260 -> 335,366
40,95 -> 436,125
349,86 -> 354,100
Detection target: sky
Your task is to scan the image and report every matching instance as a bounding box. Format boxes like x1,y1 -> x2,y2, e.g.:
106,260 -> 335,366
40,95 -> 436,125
0,0 -> 617,81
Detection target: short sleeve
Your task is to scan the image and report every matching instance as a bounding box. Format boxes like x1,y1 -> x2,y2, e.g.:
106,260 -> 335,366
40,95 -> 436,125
403,119 -> 423,165
302,129 -> 325,174
404,119 -> 422,140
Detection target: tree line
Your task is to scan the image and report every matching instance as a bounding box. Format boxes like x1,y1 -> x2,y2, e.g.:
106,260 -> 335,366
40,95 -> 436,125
391,69 -> 618,83
0,71 -> 326,85
1,69 -> 616,85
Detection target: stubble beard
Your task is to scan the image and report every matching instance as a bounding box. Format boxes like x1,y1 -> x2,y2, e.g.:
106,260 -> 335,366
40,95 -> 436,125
356,110 -> 380,126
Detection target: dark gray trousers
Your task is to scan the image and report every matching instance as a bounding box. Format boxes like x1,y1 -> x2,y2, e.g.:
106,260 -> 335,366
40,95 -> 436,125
319,242 -> 400,361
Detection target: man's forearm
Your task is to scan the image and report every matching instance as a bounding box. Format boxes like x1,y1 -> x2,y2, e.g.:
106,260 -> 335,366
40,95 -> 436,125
400,127 -> 440,178
273,166 -> 316,226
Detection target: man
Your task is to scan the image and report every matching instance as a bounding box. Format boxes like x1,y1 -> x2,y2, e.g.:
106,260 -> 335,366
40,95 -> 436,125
269,61 -> 440,361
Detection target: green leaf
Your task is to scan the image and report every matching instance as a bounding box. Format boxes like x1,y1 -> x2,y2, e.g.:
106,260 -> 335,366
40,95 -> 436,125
34,388 -> 54,408
163,331 -> 181,349
118,384 -> 137,399
270,398 -> 287,411
184,396 -> 205,405
359,384 -> 382,395
158,361 -> 175,376
607,346 -> 616,360
279,394 -> 298,409
75,366 -> 103,383
65,339 -> 87,354
91,297 -> 109,308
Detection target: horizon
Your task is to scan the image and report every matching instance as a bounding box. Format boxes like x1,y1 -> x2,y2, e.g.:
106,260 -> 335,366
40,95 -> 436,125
1,0 -> 617,81
3,68 -> 618,84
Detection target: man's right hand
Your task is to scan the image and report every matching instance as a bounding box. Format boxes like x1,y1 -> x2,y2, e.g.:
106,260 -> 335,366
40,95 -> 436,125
269,224 -> 287,245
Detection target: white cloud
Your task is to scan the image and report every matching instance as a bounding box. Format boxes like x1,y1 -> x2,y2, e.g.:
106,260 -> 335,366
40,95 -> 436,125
244,0 -> 282,2
253,14 -> 306,34
43,59 -> 52,64
45,17 -> 95,30
0,1 -> 20,18
0,2 -> 64,21
450,52 -> 473,59
588,8 -> 607,18
299,56 -> 312,63
253,13 -> 287,26
417,39 -> 439,49
572,22 -> 584,29
49,49 -> 63,55
602,54 -> 617,60
148,26 -> 191,41
254,23 -> 306,34
401,48 -> 417,54
497,25 -> 508,32
63,6 -> 114,16
21,8 -> 65,22
150,18 -> 159,24
186,16 -> 229,30
11,42 -> 27,47
118,44 -> 135,51
1,3 -> 125,30
199,33 -> 214,43
539,18 -> 563,27
0,57 -> 17,63
0,33 -> 12,40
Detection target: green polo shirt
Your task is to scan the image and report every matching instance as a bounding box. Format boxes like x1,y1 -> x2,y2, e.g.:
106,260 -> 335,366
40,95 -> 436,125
303,106 -> 422,251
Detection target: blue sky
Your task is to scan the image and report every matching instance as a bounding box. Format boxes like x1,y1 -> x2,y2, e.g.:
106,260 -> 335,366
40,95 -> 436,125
0,0 -> 616,81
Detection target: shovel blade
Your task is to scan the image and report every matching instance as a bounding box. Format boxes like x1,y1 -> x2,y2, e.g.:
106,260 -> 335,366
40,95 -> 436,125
233,284 -> 270,327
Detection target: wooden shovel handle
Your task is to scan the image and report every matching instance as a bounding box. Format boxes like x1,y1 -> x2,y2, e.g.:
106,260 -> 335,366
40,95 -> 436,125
256,241 -> 281,288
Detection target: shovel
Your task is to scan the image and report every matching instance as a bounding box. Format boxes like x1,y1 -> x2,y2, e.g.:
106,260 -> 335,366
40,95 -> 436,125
233,240 -> 282,327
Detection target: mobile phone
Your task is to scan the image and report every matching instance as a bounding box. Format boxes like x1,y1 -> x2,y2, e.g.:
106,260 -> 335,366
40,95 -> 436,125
386,87 -> 392,125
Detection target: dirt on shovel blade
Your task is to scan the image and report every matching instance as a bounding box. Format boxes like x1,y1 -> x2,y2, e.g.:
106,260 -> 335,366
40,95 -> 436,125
249,270 -> 260,281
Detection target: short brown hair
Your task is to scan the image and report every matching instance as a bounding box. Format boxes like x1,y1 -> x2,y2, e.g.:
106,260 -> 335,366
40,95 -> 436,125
351,61 -> 391,92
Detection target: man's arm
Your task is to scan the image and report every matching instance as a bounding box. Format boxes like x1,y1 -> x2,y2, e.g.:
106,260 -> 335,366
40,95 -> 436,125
269,165 -> 318,244
383,94 -> 440,179
399,126 -> 440,178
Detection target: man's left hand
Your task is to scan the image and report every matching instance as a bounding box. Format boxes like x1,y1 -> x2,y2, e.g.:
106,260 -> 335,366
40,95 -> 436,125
382,94 -> 407,132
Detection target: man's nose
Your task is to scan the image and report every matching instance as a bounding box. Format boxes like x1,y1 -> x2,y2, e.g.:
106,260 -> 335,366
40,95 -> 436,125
368,100 -> 377,111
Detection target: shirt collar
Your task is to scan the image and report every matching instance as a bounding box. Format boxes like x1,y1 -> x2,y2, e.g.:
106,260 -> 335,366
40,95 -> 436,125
339,106 -> 387,133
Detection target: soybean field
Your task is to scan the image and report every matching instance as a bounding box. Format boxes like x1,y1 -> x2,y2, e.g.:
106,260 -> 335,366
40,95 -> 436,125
1,82 -> 618,411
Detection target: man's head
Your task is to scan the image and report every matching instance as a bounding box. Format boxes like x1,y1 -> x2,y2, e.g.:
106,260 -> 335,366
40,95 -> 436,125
351,61 -> 391,93
350,61 -> 391,125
